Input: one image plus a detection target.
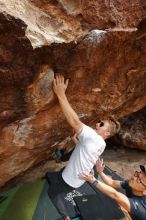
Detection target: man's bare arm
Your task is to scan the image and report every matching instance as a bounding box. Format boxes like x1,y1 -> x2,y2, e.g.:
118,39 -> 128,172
96,159 -> 122,189
95,181 -> 130,212
53,75 -> 83,134
99,172 -> 122,189
79,173 -> 131,212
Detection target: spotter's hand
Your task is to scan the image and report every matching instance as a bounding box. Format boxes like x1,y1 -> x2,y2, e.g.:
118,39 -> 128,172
78,172 -> 96,183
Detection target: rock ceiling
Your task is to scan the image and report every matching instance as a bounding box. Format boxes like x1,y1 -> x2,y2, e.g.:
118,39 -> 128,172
0,0 -> 146,186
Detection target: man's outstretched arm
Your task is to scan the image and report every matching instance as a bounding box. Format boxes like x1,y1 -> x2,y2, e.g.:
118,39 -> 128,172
53,74 -> 83,134
95,159 -> 122,189
79,173 -> 131,212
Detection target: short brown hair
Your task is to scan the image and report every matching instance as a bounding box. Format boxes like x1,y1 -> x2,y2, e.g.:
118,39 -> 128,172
108,116 -> 121,137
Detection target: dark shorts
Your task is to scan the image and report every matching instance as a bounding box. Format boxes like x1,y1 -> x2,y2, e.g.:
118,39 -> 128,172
47,170 -> 74,218
47,169 -> 74,198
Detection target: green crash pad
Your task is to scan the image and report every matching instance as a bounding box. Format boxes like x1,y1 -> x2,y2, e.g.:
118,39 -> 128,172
0,180 -> 61,220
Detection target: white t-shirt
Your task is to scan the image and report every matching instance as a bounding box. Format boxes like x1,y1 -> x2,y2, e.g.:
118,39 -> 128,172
62,124 -> 106,188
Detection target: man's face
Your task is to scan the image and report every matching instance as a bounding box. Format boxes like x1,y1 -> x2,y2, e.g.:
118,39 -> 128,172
129,170 -> 146,193
95,120 -> 110,137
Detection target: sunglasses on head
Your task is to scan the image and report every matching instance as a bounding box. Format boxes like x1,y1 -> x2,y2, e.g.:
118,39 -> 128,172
97,121 -> 104,127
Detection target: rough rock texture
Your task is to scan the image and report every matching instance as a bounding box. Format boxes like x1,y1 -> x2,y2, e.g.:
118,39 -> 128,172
115,107 -> 146,150
80,0 -> 146,28
0,0 -> 84,47
0,0 -> 146,186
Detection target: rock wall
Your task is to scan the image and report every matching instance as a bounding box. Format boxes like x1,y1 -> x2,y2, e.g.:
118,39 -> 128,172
0,0 -> 146,186
116,107 -> 146,150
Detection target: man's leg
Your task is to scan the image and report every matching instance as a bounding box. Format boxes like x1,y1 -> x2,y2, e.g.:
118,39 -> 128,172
47,170 -> 74,219
53,194 -> 70,219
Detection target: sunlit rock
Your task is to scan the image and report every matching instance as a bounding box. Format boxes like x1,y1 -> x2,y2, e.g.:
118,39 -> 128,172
26,65 -> 54,114
0,0 -> 84,48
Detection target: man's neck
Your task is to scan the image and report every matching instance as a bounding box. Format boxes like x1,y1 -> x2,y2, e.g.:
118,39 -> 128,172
94,129 -> 106,140
132,189 -> 144,197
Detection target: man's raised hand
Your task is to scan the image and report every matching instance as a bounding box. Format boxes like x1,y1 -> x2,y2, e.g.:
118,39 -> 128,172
53,74 -> 69,97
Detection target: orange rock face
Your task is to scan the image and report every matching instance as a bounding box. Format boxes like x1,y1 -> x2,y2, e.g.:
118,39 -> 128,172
0,0 -> 146,186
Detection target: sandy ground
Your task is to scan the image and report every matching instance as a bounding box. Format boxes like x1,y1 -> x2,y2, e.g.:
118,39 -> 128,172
103,147 -> 146,179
